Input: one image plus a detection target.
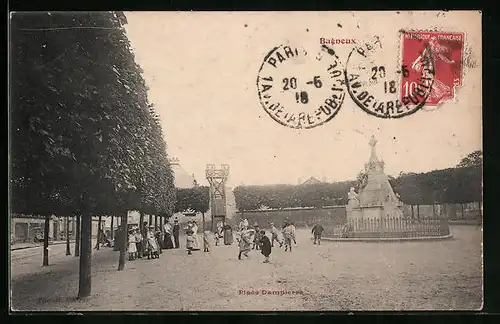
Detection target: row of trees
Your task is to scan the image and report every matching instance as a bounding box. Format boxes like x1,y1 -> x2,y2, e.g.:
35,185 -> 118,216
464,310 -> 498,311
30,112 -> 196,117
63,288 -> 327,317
233,181 -> 355,211
234,151 -> 482,211
10,12 -> 176,298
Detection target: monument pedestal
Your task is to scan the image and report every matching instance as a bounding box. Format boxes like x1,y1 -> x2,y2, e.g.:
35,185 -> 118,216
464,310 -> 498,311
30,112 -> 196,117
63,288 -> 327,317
347,207 -> 363,222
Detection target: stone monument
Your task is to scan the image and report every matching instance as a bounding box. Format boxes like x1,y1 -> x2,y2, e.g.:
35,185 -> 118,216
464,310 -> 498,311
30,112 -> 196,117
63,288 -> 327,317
346,135 -> 404,221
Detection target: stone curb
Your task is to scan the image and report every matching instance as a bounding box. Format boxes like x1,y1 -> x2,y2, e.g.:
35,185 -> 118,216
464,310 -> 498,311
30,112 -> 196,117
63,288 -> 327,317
11,240 -> 76,251
320,233 -> 454,243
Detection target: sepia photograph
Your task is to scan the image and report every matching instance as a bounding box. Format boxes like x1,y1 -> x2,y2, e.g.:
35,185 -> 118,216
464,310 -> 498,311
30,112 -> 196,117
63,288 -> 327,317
9,11 -> 482,312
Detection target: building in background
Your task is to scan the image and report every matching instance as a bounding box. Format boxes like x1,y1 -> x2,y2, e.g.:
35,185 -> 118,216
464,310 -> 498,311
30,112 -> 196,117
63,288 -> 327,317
301,177 -> 323,185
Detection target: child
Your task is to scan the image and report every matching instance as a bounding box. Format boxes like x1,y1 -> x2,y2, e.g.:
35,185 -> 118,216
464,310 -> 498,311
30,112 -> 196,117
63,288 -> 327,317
312,222 -> 324,245
253,225 -> 262,250
282,223 -> 294,252
186,230 -> 195,255
238,229 -> 254,260
203,230 -> 211,252
259,230 -> 271,263
270,222 -> 283,248
290,221 -> 297,245
134,228 -> 144,259
128,229 -> 137,261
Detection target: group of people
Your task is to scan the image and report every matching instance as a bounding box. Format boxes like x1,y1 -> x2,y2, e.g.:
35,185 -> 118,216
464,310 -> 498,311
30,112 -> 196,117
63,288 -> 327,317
127,224 -> 161,260
123,217 -> 326,263
235,219 -> 298,263
125,220 -> 182,261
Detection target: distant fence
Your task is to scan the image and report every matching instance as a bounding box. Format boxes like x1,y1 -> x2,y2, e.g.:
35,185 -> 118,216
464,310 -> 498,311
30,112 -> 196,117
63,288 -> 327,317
324,217 -> 450,239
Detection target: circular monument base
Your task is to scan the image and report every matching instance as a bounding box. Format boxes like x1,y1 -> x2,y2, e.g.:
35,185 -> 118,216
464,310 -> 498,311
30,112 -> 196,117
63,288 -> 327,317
320,233 -> 453,243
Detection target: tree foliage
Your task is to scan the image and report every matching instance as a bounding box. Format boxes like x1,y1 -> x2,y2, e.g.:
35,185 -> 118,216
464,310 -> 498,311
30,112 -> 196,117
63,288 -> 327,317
10,11 -> 176,217
174,186 -> 210,214
457,150 -> 483,168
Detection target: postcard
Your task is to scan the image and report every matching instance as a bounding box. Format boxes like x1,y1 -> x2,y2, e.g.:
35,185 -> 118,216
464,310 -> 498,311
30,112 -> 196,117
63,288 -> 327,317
9,10 -> 482,312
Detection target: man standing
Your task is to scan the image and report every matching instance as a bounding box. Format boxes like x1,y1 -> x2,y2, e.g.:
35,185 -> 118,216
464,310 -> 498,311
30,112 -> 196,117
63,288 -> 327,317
311,222 -> 324,245
282,222 -> 294,252
172,220 -> 180,249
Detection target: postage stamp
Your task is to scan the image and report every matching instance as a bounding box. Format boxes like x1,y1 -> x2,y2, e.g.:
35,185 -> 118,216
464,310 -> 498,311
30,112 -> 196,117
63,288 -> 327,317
257,44 -> 346,129
401,31 -> 465,107
344,36 -> 435,118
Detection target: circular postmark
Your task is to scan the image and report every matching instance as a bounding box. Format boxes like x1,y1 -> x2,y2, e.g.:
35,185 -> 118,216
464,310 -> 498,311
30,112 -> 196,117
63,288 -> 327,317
257,44 -> 346,129
344,36 -> 435,118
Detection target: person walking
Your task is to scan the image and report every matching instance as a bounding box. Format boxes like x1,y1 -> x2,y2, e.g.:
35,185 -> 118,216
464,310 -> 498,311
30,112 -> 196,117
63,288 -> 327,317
312,222 -> 324,245
270,222 -> 283,248
259,230 -> 272,263
238,229 -> 254,260
172,220 -> 180,249
282,222 -> 294,252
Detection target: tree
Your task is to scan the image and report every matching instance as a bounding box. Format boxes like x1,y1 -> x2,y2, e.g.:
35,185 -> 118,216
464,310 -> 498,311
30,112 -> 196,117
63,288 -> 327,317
175,186 -> 210,215
457,150 -> 483,168
10,11 -> 176,298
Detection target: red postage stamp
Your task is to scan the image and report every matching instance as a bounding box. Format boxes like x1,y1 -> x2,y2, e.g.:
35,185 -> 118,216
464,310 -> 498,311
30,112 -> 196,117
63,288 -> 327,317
401,31 -> 464,106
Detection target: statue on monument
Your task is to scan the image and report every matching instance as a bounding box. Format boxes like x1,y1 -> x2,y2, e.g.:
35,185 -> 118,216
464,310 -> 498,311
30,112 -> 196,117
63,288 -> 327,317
347,187 -> 360,208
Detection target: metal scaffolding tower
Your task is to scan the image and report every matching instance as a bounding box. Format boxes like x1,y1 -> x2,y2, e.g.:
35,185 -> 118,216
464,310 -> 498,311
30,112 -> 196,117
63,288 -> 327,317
205,164 -> 229,231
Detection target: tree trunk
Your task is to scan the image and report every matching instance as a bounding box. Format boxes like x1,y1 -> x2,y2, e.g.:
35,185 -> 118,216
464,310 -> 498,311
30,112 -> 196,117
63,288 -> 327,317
95,215 -> 102,250
66,216 -> 71,255
110,215 -> 114,240
202,212 -> 206,249
75,214 -> 81,257
159,215 -> 163,231
139,212 -> 145,257
417,205 -> 420,219
411,205 -> 414,218
432,204 -> 436,219
43,215 -> 50,266
149,214 -> 153,227
154,215 -> 158,229
78,211 -> 92,298
118,213 -> 128,271
461,203 -> 465,219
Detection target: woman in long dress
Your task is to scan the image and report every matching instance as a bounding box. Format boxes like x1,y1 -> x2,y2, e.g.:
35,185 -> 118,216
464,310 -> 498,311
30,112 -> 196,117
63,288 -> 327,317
223,224 -> 234,245
191,221 -> 200,251
163,222 -> 175,249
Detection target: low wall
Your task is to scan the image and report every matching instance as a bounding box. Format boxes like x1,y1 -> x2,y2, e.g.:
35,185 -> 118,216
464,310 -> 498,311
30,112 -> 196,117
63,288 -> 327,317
235,206 -> 346,229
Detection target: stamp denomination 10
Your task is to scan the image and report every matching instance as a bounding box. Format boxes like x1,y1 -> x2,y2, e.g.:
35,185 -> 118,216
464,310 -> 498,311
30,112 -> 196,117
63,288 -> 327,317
257,44 -> 346,129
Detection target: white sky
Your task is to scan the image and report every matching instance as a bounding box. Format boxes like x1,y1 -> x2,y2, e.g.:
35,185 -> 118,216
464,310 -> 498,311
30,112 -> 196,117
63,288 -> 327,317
123,11 -> 482,187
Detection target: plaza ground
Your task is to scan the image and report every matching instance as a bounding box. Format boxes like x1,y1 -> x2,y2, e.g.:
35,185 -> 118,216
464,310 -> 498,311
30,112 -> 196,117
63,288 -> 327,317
10,225 -> 482,311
